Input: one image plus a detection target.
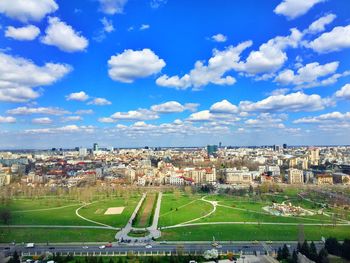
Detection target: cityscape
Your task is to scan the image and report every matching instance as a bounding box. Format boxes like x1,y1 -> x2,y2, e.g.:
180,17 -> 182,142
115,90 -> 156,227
0,0 -> 350,263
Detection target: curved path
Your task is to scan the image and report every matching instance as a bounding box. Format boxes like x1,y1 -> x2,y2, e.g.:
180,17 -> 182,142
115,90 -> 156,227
13,203 -> 80,213
0,225 -> 118,230
75,202 -> 115,228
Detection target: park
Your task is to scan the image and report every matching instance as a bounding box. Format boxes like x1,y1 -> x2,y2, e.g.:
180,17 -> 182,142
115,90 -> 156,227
0,186 -> 349,243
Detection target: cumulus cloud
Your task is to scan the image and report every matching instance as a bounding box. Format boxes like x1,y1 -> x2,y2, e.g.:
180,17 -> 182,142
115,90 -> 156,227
101,17 -> 115,33
5,25 -> 40,41
25,125 -> 94,134
306,13 -> 336,34
211,33 -> 227,42
87,98 -> 112,105
0,0 -> 58,22
294,111 -> 350,124
75,109 -> 94,115
111,109 -> 159,121
156,41 -> 252,89
274,61 -> 339,87
0,116 -> 16,123
108,49 -> 166,83
98,117 -> 116,123
140,24 -> 150,30
150,101 -> 199,113
239,92 -> 329,112
61,116 -> 83,122
0,52 -> 71,102
274,0 -> 325,20
308,25 -> 350,53
32,117 -> 52,124
150,0 -> 167,9
7,107 -> 70,115
335,84 -> 350,100
235,28 -> 302,75
98,0 -> 128,15
210,100 -> 238,114
41,17 -> 89,52
66,91 -> 89,101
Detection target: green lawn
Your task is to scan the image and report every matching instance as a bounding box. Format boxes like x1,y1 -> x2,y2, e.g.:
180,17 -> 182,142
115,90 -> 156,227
160,224 -> 350,241
0,228 -> 116,243
159,194 -> 212,226
79,196 -> 140,227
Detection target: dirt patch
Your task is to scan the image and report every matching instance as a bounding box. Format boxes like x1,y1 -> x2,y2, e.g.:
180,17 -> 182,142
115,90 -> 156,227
139,194 -> 156,227
95,209 -> 104,214
104,207 -> 125,215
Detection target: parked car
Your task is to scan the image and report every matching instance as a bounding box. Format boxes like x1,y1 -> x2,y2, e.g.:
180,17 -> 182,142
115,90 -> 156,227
99,245 -> 106,249
145,244 -> 152,249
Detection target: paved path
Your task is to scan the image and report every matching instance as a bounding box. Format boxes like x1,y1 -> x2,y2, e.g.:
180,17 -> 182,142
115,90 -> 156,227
75,202 -> 114,228
115,192 -> 163,242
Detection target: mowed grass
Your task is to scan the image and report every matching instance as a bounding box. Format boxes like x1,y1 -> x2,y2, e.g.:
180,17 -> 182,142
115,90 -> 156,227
79,196 -> 140,227
160,224 -> 350,241
0,228 -> 115,243
159,193 -> 212,227
0,198 -> 90,226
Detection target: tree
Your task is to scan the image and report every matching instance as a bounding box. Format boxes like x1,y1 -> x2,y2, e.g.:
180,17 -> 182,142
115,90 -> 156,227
317,248 -> 329,263
8,251 -> 20,263
282,244 -> 290,259
300,240 -> 310,258
277,247 -> 283,261
0,208 -> 11,225
341,239 -> 350,260
325,237 -> 341,256
309,241 -> 318,262
291,250 -> 298,263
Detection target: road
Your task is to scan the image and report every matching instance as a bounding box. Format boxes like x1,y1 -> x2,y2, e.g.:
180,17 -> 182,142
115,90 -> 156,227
0,241 -> 325,257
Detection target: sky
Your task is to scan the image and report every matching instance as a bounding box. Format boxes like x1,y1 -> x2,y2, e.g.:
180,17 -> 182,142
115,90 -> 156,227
0,0 -> 350,149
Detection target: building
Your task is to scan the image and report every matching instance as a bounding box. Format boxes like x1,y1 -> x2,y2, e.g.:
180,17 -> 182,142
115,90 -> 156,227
79,147 -> 87,157
288,168 -> 303,184
332,173 -> 350,184
220,167 -> 252,184
207,145 -> 218,157
316,174 -> 333,185
309,148 -> 320,166
0,173 -> 11,186
93,143 -> 99,152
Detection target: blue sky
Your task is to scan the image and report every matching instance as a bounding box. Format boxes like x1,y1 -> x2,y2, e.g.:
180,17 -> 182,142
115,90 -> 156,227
0,0 -> 350,149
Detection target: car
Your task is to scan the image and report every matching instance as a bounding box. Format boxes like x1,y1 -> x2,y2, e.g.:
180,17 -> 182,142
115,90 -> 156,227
49,247 -> 55,250
26,243 -> 35,248
105,243 -> 112,248
3,247 -> 10,250
267,241 -> 273,244
145,244 -> 152,249
99,245 -> 106,249
216,245 -> 222,248
82,246 -> 88,249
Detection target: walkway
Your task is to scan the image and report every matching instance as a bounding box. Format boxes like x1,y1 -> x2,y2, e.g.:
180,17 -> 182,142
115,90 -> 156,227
0,225 -> 118,230
75,202 -> 114,228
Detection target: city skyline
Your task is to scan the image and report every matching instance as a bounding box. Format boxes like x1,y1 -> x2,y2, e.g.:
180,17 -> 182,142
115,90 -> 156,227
0,0 -> 350,149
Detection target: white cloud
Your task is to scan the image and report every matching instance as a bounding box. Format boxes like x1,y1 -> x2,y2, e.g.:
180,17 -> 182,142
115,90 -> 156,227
111,109 -> 159,120
150,0 -> 167,9
101,17 -> 115,33
0,52 -> 71,102
187,110 -> 213,122
25,125 -> 94,134
98,117 -> 116,123
156,41 -> 252,89
140,24 -> 150,30
0,116 -> 16,123
294,112 -> 350,123
75,109 -> 94,115
335,84 -> 350,100
7,107 -> 70,115
274,61 -> 339,86
32,117 -> 52,124
108,48 -> 166,83
87,98 -> 112,105
98,0 -> 128,15
239,92 -> 329,112
66,91 -> 89,101
235,28 -> 302,74
61,116 -> 83,122
306,13 -> 336,34
308,25 -> 350,53
5,25 -> 40,41
210,100 -> 238,114
211,33 -> 227,42
151,101 -> 185,113
41,17 -> 89,52
274,0 -> 325,20
0,0 -> 58,22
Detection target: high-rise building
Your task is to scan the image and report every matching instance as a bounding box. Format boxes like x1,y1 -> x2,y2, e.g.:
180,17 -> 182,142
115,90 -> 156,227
79,147 -> 87,157
93,143 -> 99,152
309,148 -> 320,165
207,145 -> 218,157
283,143 -> 287,149
288,168 -> 304,184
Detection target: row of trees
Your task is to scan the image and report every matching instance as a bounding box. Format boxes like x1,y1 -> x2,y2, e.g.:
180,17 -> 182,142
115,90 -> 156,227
277,241 -> 329,263
325,237 -> 350,260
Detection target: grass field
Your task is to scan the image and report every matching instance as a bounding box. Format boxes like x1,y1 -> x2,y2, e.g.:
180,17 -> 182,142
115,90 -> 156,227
0,228 -> 116,243
160,224 -> 350,241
